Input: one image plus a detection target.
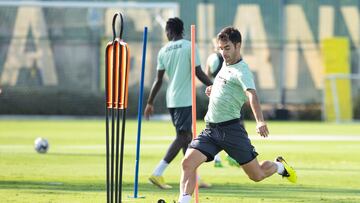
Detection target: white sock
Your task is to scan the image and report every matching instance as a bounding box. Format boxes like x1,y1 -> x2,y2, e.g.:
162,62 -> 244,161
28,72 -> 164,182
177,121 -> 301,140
275,161 -> 285,175
152,160 -> 168,176
214,154 -> 221,162
178,194 -> 192,203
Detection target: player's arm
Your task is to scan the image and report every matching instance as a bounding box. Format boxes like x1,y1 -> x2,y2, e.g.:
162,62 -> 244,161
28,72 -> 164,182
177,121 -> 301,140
144,70 -> 165,119
195,65 -> 213,86
246,89 -> 269,137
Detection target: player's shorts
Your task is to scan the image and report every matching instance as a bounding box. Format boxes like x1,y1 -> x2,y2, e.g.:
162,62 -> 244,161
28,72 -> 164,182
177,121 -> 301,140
189,118 -> 258,165
168,106 -> 192,133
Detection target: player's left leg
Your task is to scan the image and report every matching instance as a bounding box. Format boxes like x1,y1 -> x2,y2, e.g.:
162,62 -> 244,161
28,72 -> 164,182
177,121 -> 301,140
179,148 -> 207,203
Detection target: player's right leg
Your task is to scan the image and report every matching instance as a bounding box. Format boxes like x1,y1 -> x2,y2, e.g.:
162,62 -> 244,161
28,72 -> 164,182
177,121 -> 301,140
241,157 -> 297,183
241,158 -> 277,182
276,156 -> 297,183
221,120 -> 297,183
220,121 -> 280,182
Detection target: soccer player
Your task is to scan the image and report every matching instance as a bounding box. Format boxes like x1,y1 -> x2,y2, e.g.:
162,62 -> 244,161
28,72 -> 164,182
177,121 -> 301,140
205,38 -> 244,168
144,17 -> 212,189
178,27 -> 297,203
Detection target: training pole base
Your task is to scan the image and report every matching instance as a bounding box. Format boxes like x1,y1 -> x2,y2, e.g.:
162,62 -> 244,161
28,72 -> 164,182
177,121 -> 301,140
127,195 -> 146,199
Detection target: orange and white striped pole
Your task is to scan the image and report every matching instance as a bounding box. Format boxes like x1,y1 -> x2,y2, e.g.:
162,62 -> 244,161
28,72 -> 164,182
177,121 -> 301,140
190,24 -> 199,203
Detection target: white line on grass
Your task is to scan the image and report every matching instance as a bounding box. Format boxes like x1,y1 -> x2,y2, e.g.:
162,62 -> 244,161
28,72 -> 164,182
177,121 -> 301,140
1,135 -> 360,151
140,135 -> 360,141
251,135 -> 360,141
0,144 -> 167,149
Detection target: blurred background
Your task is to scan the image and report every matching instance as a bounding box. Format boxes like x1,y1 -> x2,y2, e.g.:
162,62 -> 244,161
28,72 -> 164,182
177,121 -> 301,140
0,0 -> 359,122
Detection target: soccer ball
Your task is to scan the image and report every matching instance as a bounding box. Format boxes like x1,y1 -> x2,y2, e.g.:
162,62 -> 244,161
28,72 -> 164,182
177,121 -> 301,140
34,137 -> 49,153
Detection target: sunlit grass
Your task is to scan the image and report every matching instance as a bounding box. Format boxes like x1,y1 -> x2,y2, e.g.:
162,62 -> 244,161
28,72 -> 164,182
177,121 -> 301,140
1,119 -> 360,202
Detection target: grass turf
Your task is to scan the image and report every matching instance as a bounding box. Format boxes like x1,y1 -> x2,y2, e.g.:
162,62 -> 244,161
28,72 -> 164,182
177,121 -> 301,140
1,119 -> 360,202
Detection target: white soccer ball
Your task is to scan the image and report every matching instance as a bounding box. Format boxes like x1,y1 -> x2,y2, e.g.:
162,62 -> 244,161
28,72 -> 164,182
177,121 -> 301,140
34,137 -> 49,153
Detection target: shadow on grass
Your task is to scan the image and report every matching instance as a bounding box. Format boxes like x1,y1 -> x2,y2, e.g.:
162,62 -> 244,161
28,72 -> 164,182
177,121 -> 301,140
296,167 -> 360,172
199,183 -> 360,197
0,181 -> 171,193
1,181 -> 359,201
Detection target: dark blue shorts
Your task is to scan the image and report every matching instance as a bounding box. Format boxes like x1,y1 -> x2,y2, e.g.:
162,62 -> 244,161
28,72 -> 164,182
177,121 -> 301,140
189,119 -> 258,165
168,106 -> 192,133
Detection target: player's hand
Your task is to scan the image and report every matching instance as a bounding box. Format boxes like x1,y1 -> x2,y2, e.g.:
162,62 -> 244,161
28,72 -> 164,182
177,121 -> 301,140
256,121 -> 269,137
144,104 -> 154,120
205,85 -> 212,97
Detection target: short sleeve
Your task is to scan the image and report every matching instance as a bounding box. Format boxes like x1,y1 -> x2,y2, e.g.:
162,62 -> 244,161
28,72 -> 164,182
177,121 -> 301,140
156,49 -> 165,70
238,68 -> 256,91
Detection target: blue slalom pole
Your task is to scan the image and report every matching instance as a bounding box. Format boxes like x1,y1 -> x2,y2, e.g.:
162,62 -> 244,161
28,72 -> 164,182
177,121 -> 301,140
133,26 -> 147,198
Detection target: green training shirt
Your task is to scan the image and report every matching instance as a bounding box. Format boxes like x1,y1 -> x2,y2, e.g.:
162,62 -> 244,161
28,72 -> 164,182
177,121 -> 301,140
205,60 -> 255,123
157,39 -> 201,108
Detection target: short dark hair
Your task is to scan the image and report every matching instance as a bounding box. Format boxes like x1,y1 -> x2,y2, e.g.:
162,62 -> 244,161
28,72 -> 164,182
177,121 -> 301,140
217,26 -> 242,45
165,17 -> 184,36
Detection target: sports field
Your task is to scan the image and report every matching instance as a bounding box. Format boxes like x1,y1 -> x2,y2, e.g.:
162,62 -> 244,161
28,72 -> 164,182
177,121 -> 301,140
1,119 -> 360,203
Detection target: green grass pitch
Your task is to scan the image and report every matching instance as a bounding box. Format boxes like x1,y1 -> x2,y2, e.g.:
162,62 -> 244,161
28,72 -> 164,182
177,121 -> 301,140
1,119 -> 360,202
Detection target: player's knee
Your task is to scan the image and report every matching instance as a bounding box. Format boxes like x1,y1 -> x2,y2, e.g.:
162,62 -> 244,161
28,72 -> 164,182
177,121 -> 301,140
181,157 -> 195,172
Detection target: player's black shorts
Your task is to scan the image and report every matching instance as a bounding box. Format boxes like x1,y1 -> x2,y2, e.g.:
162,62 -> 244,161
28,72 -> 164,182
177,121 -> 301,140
168,106 -> 192,133
189,118 -> 258,165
